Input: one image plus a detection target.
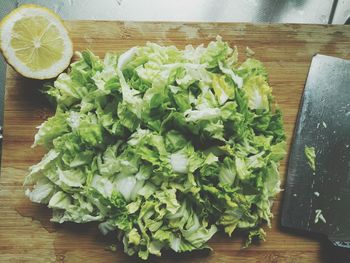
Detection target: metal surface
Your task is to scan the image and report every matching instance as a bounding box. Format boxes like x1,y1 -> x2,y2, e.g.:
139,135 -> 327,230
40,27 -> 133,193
16,0 -> 335,23
282,54 -> 350,247
332,0 -> 350,24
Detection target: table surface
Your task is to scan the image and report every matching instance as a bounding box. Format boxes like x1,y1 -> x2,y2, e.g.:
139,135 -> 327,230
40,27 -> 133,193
1,20 -> 350,263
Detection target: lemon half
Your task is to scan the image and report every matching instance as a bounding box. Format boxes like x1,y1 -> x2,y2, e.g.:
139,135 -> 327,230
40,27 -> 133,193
0,4 -> 73,79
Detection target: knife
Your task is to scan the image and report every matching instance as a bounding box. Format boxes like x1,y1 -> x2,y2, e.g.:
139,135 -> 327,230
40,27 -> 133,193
281,54 -> 350,248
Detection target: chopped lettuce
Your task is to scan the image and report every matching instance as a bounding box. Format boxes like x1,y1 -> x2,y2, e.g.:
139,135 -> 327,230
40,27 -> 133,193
25,37 -> 286,259
304,146 -> 316,171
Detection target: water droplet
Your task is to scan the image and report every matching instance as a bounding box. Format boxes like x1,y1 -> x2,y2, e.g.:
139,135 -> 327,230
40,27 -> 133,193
115,0 -> 123,6
320,15 -> 327,24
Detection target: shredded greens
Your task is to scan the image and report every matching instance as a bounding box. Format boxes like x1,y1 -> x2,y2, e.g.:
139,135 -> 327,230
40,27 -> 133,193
304,146 -> 316,171
25,37 -> 286,259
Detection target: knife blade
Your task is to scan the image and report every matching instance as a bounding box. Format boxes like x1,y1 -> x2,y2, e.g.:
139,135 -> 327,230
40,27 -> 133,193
281,54 -> 350,247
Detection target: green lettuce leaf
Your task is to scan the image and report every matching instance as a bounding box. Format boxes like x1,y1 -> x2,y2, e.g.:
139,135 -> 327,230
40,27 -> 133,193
304,145 -> 316,171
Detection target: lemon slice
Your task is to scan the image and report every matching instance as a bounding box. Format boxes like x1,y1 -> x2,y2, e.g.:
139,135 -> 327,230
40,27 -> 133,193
0,4 -> 73,79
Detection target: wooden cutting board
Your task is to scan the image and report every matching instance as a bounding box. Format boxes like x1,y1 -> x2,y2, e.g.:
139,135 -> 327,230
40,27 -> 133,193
1,21 -> 350,263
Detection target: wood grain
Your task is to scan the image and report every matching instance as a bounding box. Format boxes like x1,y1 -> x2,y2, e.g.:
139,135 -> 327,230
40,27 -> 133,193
1,21 -> 350,263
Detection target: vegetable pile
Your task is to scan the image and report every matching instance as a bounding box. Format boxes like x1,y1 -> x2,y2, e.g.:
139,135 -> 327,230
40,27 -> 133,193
25,37 -> 286,259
